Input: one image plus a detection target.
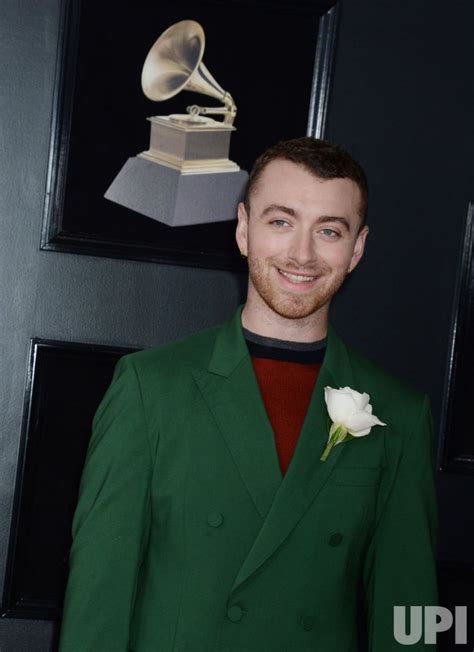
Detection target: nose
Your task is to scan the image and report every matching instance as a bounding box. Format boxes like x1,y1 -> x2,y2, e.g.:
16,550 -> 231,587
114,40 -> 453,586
287,228 -> 316,267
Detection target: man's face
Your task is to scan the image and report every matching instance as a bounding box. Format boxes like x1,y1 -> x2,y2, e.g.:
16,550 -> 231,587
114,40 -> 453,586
236,159 -> 369,321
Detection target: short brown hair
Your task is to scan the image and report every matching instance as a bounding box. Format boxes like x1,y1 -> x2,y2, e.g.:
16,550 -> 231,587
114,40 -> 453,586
243,137 -> 369,227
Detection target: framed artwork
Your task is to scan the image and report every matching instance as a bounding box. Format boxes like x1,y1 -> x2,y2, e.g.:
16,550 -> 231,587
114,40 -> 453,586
438,202 -> 474,473
2,340 -> 135,620
41,0 -> 339,270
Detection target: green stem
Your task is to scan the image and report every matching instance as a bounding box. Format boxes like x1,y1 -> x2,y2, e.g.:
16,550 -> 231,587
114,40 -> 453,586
320,424 -> 347,462
320,440 -> 334,462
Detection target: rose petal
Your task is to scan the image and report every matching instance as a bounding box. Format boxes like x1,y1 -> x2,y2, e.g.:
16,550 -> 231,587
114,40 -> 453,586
357,392 -> 371,410
325,387 -> 358,422
345,411 -> 386,434
340,387 -> 370,410
350,427 -> 371,437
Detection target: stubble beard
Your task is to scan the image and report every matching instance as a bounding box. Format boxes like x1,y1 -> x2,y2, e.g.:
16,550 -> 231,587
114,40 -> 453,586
247,254 -> 349,320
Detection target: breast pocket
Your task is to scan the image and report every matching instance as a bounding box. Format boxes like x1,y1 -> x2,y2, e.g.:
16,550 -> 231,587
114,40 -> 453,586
318,467 -> 382,550
328,466 -> 382,487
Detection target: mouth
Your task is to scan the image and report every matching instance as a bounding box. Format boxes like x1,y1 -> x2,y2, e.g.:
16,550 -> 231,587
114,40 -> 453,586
277,268 -> 319,286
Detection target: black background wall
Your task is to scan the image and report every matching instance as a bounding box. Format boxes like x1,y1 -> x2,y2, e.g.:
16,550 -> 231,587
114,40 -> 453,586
325,0 -> 474,565
0,0 -> 473,650
326,3 -> 474,647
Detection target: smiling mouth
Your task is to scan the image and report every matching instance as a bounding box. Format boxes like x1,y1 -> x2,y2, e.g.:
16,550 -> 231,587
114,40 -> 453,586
277,269 -> 318,284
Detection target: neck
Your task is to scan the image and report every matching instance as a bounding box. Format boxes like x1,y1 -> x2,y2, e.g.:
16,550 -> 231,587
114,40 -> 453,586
241,294 -> 329,343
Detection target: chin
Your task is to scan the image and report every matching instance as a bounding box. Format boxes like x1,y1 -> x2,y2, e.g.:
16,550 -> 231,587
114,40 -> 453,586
262,294 -> 329,321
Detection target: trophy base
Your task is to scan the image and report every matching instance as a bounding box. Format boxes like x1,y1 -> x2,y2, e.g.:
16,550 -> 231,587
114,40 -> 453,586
138,150 -> 240,175
104,156 -> 248,227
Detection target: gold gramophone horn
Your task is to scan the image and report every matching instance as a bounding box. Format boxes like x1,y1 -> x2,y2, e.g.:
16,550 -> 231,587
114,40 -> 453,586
141,20 -> 236,125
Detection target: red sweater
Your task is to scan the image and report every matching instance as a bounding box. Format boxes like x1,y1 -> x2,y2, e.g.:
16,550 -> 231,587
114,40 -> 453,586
250,357 -> 322,475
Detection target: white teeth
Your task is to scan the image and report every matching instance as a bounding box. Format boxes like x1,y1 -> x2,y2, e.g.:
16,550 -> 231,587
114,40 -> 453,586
279,269 -> 317,283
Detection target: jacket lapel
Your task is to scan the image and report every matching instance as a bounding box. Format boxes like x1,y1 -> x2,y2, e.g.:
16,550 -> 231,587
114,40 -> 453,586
192,307 -> 282,521
193,306 -> 357,595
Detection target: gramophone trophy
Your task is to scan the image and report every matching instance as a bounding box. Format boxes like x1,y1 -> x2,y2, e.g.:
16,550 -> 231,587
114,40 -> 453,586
105,20 -> 248,226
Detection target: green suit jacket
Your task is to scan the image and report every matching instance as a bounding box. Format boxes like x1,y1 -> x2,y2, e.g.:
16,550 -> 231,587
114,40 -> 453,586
59,306 -> 438,651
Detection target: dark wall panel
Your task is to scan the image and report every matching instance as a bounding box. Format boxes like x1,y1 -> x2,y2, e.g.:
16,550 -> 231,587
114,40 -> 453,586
3,341 -> 134,621
326,0 -> 474,566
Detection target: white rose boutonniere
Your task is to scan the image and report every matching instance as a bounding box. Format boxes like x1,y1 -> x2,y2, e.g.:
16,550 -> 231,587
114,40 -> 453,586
320,386 -> 386,462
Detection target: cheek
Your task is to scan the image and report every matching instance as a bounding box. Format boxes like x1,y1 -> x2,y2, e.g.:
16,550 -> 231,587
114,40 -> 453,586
248,230 -> 282,257
322,243 -> 357,269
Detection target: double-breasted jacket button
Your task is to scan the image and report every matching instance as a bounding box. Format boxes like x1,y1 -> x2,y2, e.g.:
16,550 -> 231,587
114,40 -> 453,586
227,605 -> 243,622
328,532 -> 343,546
301,615 -> 315,631
207,512 -> 224,528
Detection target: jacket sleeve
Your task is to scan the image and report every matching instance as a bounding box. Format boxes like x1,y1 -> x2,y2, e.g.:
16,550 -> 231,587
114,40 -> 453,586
59,355 -> 153,652
362,393 -> 439,650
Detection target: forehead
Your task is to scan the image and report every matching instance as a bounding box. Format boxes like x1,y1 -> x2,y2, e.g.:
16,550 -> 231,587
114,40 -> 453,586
251,159 -> 362,218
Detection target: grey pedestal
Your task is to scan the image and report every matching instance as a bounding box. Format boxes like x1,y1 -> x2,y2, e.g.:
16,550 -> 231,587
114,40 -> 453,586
104,157 -> 249,226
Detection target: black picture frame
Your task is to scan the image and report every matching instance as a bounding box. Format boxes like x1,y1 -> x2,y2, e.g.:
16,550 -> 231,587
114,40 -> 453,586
2,339 -> 136,620
40,0 -> 339,271
438,202 -> 474,473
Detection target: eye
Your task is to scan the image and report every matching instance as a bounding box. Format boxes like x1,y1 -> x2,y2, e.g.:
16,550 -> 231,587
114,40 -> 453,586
270,219 -> 291,228
320,227 -> 339,238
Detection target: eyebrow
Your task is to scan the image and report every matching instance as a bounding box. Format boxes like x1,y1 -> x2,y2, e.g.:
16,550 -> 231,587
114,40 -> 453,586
318,215 -> 351,232
260,204 -> 351,232
261,204 -> 296,217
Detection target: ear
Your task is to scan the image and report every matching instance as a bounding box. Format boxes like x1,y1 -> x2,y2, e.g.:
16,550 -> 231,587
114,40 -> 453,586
235,202 -> 249,257
348,225 -> 369,273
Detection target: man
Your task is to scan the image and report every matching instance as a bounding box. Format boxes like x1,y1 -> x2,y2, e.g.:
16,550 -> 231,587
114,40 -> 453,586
59,137 -> 438,651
